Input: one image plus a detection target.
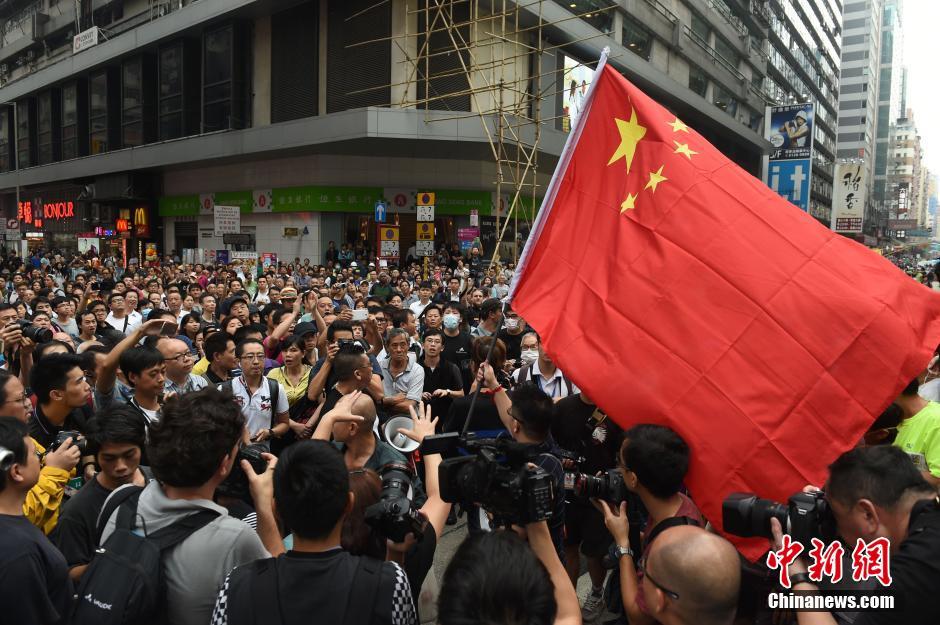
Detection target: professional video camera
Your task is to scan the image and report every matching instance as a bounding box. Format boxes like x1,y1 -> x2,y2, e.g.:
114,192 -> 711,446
723,491 -> 835,547
14,319 -> 53,344
51,430 -> 88,454
364,463 -> 426,543
565,469 -> 630,505
424,433 -> 554,525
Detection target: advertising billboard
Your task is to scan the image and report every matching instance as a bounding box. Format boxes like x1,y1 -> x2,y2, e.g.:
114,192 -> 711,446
831,163 -> 866,234
560,55 -> 593,133
766,103 -> 815,213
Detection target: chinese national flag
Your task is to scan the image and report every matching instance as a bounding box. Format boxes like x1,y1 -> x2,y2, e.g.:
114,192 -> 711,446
510,56 -> 940,559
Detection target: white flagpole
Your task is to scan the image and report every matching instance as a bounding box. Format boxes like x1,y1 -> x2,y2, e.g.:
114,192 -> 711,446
507,47 -> 611,303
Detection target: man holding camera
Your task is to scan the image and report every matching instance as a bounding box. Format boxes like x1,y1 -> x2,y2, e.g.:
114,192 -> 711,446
768,445 -> 940,625
210,438 -> 418,625
51,405 -> 150,581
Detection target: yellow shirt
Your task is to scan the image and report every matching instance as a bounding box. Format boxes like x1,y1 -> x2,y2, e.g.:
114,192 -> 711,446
267,365 -> 313,407
192,356 -> 210,376
23,436 -> 73,535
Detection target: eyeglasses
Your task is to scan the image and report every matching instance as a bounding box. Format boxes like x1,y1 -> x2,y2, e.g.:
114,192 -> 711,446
642,562 -> 680,601
164,352 -> 193,363
3,393 -> 29,405
240,354 -> 265,362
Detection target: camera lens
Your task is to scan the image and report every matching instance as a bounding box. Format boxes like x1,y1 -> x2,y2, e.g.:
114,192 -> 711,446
722,493 -> 788,539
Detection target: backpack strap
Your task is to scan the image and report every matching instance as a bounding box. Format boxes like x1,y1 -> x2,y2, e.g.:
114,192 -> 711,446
563,376 -> 573,396
144,510 -> 220,552
644,515 -> 700,551
267,378 -> 281,428
343,557 -> 383,625
95,485 -> 144,544
518,363 -> 531,385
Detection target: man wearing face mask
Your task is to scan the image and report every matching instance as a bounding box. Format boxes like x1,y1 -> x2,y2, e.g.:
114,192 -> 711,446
441,304 -> 472,391
497,306 -> 527,367
512,333 -> 578,400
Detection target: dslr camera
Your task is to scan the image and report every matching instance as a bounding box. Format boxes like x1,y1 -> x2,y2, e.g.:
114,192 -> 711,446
723,491 -> 835,547
566,469 -> 630,505
13,319 -> 53,344
426,433 -> 554,525
51,430 -> 87,454
364,463 -> 426,543
218,444 -> 268,502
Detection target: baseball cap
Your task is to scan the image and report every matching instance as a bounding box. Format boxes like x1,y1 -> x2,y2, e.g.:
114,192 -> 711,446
293,321 -> 319,337
280,287 -> 298,299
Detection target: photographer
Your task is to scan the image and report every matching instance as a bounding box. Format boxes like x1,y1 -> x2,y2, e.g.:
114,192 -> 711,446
595,424 -> 704,625
479,362 -> 567,560
50,405 -> 150,581
552,392 -> 624,619
210,439 -> 418,625
768,445 -> 940,625
96,388 -> 278,625
438,520 -> 580,625
306,320 -> 384,404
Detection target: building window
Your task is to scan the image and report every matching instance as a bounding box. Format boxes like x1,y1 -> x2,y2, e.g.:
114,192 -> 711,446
556,0 -> 616,34
89,72 -> 109,154
203,26 -> 235,132
622,15 -> 652,60
689,66 -> 708,97
37,91 -> 56,165
714,35 -> 739,69
122,58 -> 143,147
713,84 -> 738,116
0,108 -> 11,172
16,100 -> 32,168
62,83 -> 78,160
159,44 -> 183,139
690,12 -> 710,42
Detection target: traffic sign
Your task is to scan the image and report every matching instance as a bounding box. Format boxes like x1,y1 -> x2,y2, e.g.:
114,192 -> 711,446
381,240 -> 400,257
417,222 -> 434,240
6,218 -> 18,230
375,201 -> 387,223
416,205 -> 434,221
417,192 -> 435,206
415,240 -> 435,257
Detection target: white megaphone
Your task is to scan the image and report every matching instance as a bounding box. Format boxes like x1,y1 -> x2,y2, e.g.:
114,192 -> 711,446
384,415 -> 420,453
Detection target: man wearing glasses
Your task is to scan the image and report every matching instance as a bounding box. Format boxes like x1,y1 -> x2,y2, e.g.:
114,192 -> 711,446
156,337 -> 207,397
223,339 -> 289,447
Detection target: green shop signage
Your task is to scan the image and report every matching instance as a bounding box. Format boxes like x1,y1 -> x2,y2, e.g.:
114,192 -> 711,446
272,186 -> 382,213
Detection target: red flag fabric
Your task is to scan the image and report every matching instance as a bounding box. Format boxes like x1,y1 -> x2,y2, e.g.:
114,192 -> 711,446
509,53 -> 940,559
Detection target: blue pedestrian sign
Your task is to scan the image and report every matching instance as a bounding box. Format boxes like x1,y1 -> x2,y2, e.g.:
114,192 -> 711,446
768,160 -> 811,212
375,201 -> 387,223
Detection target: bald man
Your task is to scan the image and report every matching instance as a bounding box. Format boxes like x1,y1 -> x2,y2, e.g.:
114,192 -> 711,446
156,336 -> 208,396
642,525 -> 740,625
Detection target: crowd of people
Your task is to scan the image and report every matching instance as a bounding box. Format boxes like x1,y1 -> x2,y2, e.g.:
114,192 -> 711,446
0,245 -> 937,625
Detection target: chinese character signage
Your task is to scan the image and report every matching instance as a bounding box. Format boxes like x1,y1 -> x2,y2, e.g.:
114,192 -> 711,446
214,206 -> 241,236
831,163 -> 866,233
766,103 -> 815,213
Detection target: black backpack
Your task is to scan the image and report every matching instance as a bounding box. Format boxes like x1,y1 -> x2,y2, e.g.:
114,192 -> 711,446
70,486 -> 219,625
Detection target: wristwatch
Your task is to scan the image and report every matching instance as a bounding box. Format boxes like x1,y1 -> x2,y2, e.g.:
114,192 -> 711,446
613,544 -> 634,560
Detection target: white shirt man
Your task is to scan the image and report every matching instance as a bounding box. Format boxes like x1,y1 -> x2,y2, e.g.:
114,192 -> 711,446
104,293 -> 142,335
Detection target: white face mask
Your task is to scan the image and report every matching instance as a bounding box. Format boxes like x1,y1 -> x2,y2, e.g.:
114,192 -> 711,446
443,314 -> 460,330
521,349 -> 539,365
504,318 -> 519,331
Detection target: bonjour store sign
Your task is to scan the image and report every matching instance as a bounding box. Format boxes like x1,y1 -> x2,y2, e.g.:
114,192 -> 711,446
17,199 -> 76,228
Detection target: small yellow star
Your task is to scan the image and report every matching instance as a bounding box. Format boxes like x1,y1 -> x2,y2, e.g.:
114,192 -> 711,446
673,141 -> 698,159
620,193 -> 638,213
607,109 -> 648,173
668,117 -> 689,133
644,165 -> 668,193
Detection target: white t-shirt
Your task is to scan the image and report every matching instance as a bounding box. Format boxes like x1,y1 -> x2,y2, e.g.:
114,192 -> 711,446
105,312 -> 142,334
222,376 -> 290,437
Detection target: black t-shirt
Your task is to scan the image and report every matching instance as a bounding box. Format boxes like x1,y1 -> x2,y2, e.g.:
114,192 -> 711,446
444,393 -> 504,434
50,475 -> 112,568
212,550 -> 417,625
551,394 -> 624,475
420,358 -> 463,422
0,514 -> 73,625
404,528 -> 438,610
29,404 -> 93,450
854,500 -> 940,625
441,331 -> 473,391
497,329 -> 525,363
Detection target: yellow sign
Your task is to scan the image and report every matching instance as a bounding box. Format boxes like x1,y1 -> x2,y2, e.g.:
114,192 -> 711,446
379,226 -> 399,241
417,222 -> 434,240
417,192 -> 435,206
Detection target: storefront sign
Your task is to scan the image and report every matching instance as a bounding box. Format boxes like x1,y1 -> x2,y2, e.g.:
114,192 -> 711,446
43,201 -> 75,220
272,186 -> 382,213
73,26 -> 99,54
134,207 -> 150,238
262,253 -> 278,269
116,219 -> 130,232
145,243 -> 158,263
214,206 -> 241,236
253,189 -> 273,213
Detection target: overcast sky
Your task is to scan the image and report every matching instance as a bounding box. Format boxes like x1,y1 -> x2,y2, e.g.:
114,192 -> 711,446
901,1 -> 938,179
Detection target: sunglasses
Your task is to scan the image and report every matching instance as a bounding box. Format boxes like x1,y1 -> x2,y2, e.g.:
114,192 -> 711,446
642,562 -> 680,601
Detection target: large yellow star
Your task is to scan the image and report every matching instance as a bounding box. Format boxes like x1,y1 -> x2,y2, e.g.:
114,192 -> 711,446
607,109 -> 647,173
668,117 -> 689,133
644,165 -> 668,193
673,141 -> 698,159
620,193 -> 638,213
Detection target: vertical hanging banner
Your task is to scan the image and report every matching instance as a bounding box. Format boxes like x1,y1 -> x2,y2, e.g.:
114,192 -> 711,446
766,103 -> 814,214
831,163 -> 866,233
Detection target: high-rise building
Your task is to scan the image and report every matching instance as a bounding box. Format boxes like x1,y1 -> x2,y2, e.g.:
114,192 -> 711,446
886,111 -> 923,227
872,0 -> 904,221
836,0 -> 884,229
762,0 -> 843,226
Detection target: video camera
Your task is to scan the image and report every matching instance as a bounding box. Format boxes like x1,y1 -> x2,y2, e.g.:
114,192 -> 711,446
364,463 -> 426,543
723,491 -> 835,547
424,433 -> 554,525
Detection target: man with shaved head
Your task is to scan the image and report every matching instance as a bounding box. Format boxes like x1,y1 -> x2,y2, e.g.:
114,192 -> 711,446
155,336 -> 207,397
642,525 -> 740,625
